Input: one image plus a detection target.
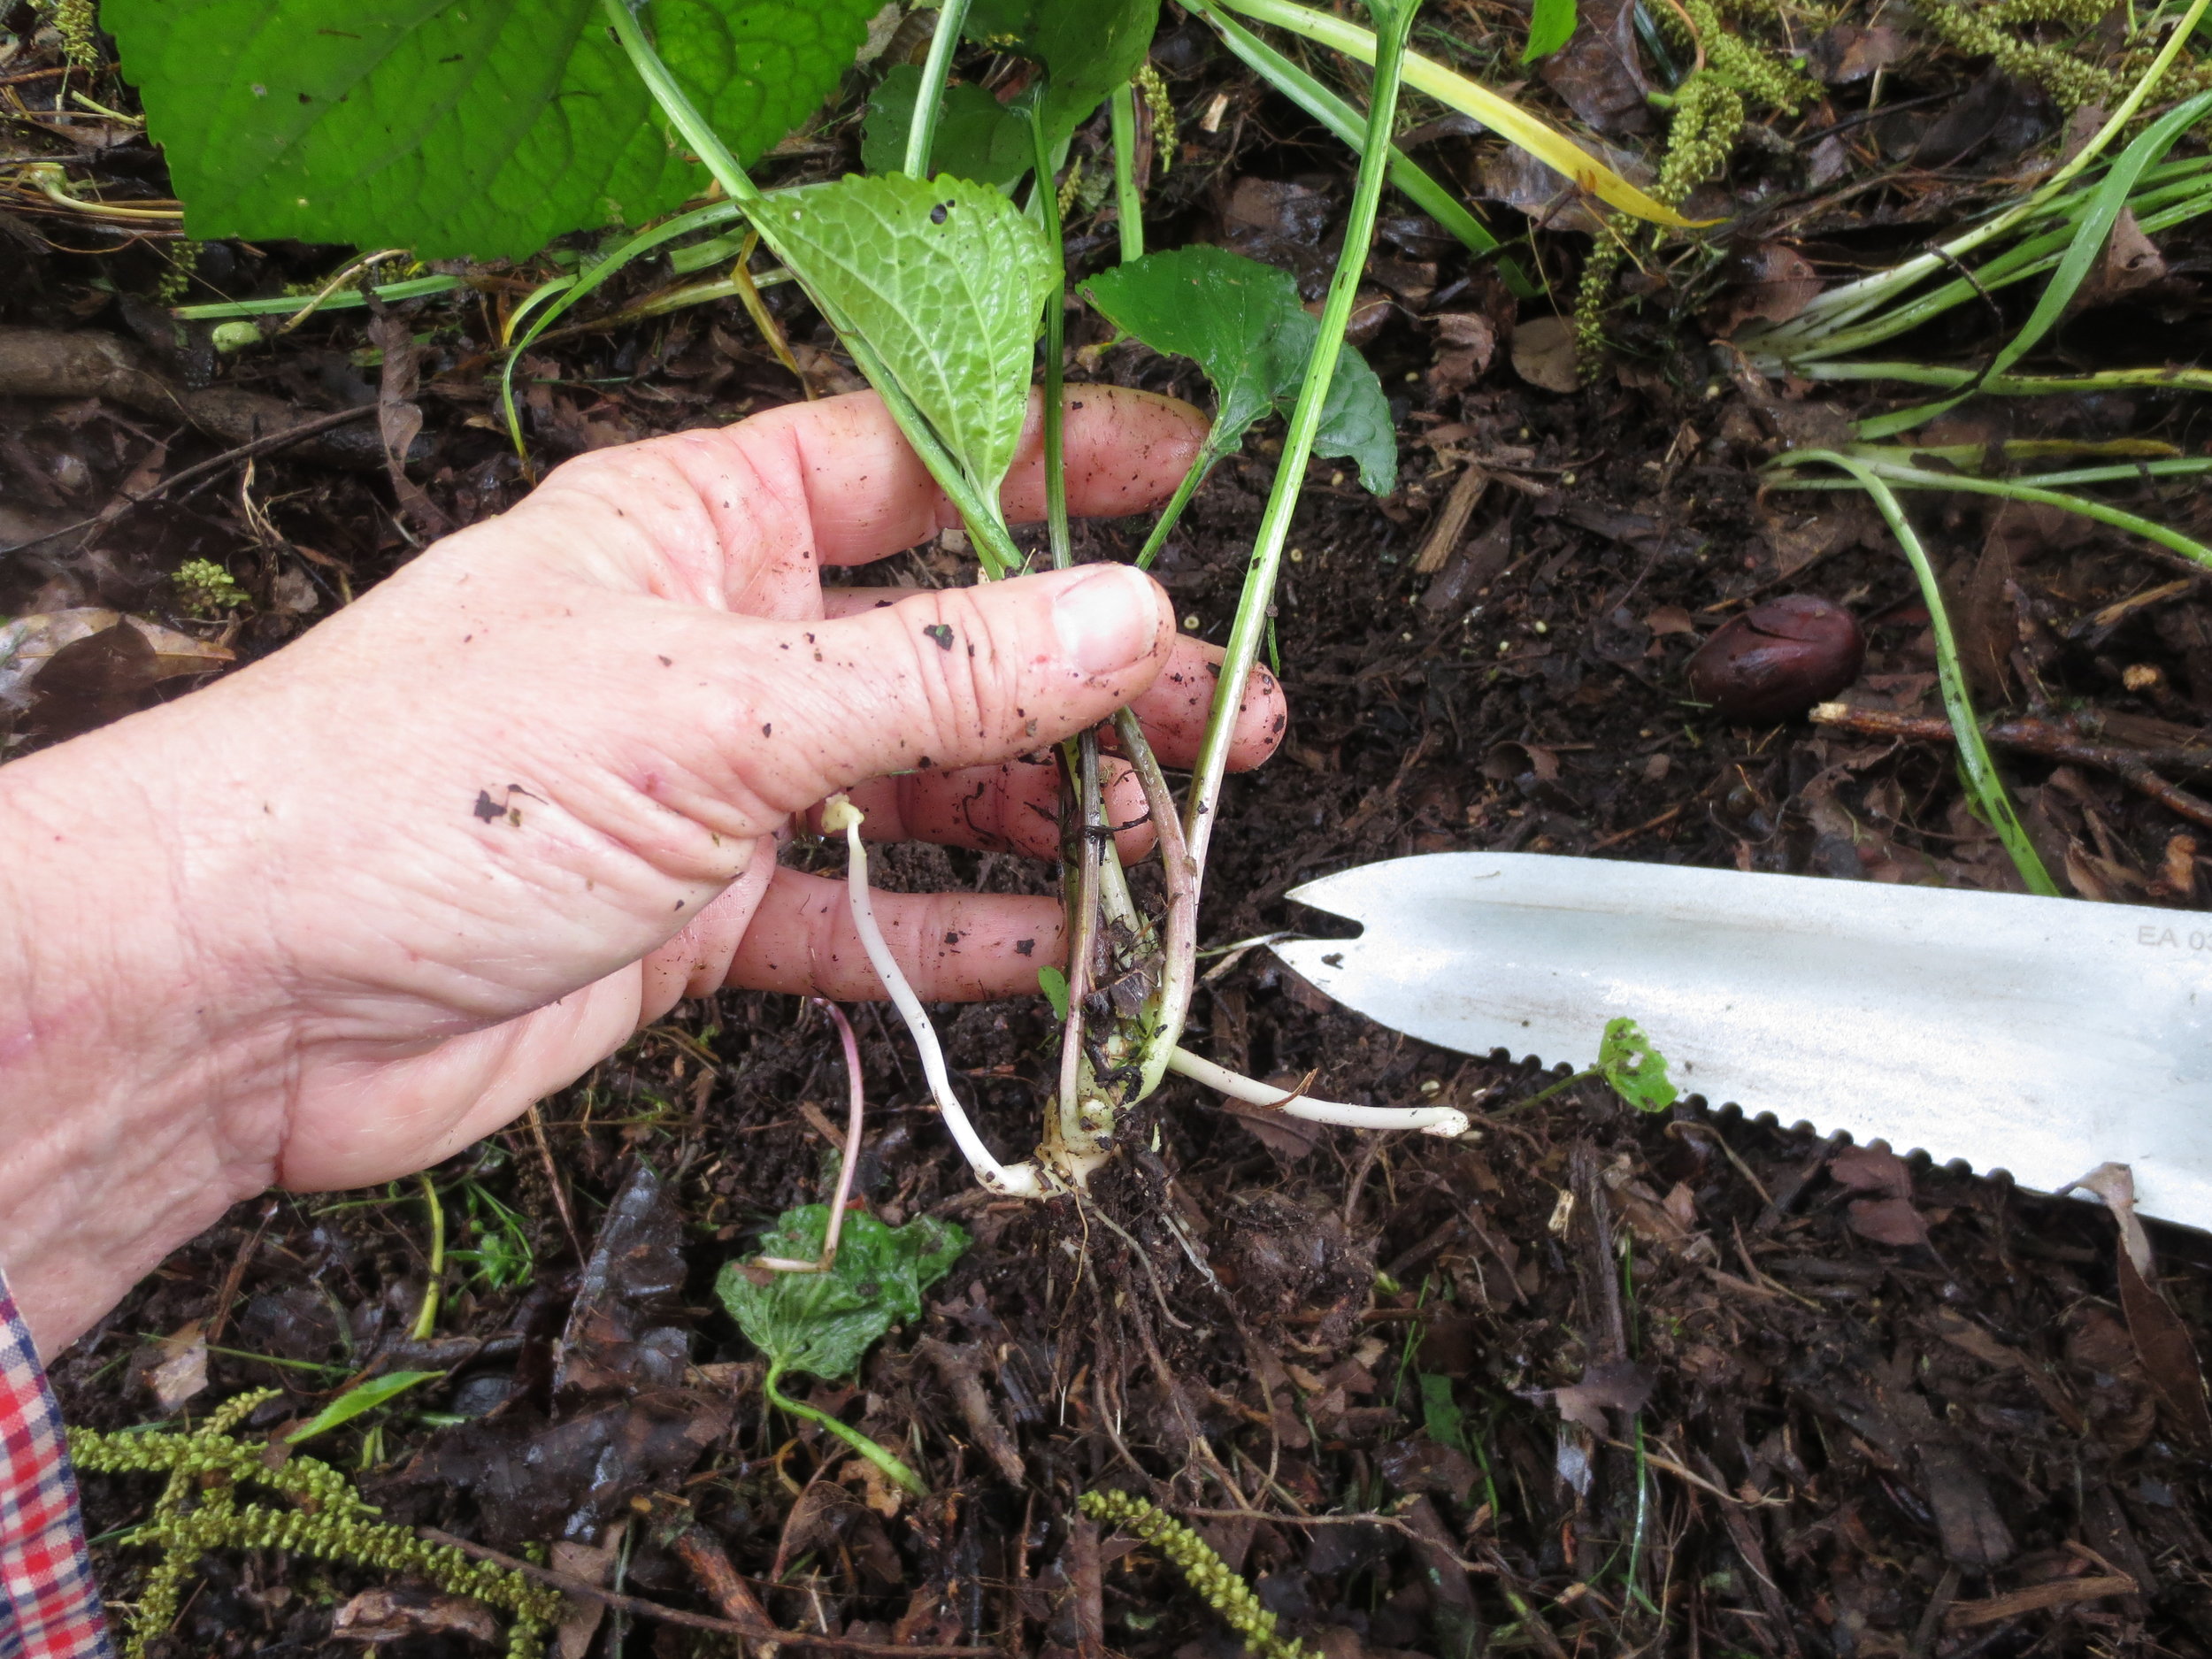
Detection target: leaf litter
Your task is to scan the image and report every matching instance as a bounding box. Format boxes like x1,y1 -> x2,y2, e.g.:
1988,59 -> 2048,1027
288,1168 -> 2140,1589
14,0 -> 2212,1651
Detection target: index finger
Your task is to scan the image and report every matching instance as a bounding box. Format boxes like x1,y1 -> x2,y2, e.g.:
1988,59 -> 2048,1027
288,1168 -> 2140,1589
496,384 -> 1206,616
782,384 -> 1210,565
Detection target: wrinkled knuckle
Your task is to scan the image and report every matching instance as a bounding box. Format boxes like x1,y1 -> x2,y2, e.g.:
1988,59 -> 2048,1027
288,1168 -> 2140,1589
904,588 -> 1025,762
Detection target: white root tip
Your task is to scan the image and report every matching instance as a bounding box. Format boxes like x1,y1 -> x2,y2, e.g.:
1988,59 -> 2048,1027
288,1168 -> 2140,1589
1166,1046 -> 1471,1137
835,799 -> 1045,1198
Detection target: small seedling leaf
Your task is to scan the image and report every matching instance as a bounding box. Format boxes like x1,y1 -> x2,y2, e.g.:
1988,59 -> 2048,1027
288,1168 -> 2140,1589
777,173 -> 1054,501
1597,1018 -> 1678,1114
286,1370 -> 444,1444
1038,964 -> 1071,1020
1420,1371 -> 1471,1454
1081,245 -> 1396,491
965,0 -> 1161,159
716,1205 -> 967,1384
104,0 -> 881,258
1522,0 -> 1578,61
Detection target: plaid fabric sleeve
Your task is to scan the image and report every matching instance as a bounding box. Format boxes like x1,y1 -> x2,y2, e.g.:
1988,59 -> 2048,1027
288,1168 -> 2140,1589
0,1270 -> 112,1659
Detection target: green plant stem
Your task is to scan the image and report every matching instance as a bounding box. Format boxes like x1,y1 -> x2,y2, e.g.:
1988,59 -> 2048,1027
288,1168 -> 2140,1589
1185,0 -> 1417,879
1816,362 -> 2212,395
1776,450 -> 2059,895
1858,88 -> 2212,437
1194,0 -> 1537,294
1749,168 -> 2212,367
904,0 -> 973,177
599,0 -> 1021,575
1773,457 -> 2212,569
1500,1065 -> 1599,1115
174,273 -> 464,321
1054,733 -> 1106,1150
1200,0 -> 1692,226
1114,707 -> 1198,1101
765,1364 -> 928,1495
411,1173 -> 443,1342
1029,101 -> 1072,573
498,197 -> 748,453
1749,0 -> 2212,356
1110,82 -> 1145,263
1133,437 -> 1228,570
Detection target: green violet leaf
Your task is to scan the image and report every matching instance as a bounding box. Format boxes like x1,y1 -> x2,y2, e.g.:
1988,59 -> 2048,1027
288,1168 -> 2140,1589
1523,0 -> 1578,62
103,0 -> 881,259
964,0 -> 1161,160
1081,244 -> 1397,493
774,173 -> 1055,503
715,1206 -> 967,1385
1598,1018 -> 1679,1114
861,65 -> 1033,189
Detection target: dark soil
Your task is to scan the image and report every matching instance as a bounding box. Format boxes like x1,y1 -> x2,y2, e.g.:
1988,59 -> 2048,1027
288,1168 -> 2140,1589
8,2 -> 2212,1655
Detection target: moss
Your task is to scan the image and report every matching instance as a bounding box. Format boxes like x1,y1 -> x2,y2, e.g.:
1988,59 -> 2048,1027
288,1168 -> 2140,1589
171,557 -> 249,616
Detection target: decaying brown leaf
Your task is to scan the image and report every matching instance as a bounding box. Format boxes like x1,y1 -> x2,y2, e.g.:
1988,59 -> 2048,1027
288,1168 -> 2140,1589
1510,315 -> 1579,394
1551,1358 -> 1655,1434
2,609 -> 233,735
331,1585 -> 500,1647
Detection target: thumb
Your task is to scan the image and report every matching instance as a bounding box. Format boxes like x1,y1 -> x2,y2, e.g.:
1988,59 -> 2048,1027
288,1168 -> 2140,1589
650,562 -> 1176,824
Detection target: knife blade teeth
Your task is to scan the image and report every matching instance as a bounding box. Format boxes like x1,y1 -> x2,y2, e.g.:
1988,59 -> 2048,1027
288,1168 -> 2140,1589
1694,1100 -> 2005,1190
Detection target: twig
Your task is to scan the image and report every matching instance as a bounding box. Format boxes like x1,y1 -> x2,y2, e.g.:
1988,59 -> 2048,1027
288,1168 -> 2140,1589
1588,802 -> 1686,851
11,403 -> 381,552
524,1104 -> 586,1263
1412,464 -> 1488,574
1810,703 -> 2212,830
417,1531 -> 995,1653
1167,1509 -> 1497,1576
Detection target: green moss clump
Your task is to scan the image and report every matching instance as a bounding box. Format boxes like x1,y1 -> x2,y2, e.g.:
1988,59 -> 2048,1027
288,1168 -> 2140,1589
172,558 -> 249,616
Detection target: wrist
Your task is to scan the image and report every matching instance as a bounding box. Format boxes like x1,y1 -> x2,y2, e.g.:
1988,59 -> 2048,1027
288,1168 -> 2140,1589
0,718 -> 285,1356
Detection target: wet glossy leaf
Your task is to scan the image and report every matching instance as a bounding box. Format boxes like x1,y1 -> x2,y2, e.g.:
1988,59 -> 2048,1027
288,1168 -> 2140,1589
287,1369 -> 444,1443
861,65 -> 1033,188
1038,964 -> 1071,1020
716,1206 -> 967,1384
774,173 -> 1054,500
964,0 -> 1161,158
104,0 -> 881,258
1524,0 -> 1578,61
1081,245 -> 1396,492
1598,1017 -> 1678,1113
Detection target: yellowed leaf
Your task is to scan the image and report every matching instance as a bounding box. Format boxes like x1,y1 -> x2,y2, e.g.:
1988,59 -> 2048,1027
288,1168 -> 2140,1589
1210,0 -> 1710,229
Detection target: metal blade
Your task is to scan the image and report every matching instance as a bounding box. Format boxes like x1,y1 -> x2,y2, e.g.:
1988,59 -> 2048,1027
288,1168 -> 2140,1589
1272,852 -> 2212,1232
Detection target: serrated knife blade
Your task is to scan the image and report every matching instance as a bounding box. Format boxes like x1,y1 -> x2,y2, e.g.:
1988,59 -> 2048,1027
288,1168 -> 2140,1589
1270,852 -> 2212,1232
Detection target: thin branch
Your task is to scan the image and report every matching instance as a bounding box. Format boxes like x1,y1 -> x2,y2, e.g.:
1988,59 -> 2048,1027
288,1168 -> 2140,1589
417,1530 -> 995,1654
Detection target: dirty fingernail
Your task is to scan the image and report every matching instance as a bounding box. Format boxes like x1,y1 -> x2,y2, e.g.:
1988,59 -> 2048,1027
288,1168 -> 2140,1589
1053,565 -> 1161,675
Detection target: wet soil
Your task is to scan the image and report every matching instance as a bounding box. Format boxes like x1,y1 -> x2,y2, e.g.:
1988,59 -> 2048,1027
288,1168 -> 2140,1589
8,2 -> 2212,1655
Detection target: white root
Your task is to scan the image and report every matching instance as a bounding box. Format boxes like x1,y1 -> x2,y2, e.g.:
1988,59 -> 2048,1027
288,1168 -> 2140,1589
824,795 -> 1045,1197
1166,1046 -> 1471,1137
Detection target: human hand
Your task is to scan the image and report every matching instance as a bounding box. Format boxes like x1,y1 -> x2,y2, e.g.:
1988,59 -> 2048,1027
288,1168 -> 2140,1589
0,388 -> 1285,1352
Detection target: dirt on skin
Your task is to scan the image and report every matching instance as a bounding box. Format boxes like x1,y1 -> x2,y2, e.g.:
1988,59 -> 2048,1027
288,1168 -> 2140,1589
7,0 -> 2212,1654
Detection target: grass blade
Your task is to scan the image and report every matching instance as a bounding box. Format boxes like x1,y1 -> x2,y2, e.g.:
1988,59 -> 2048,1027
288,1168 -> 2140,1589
1770,449 -> 2060,895
286,1370 -> 445,1444
1856,88 -> 2212,438
1202,0 -> 1705,227
497,200 -> 747,454
1197,0 -> 1539,292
